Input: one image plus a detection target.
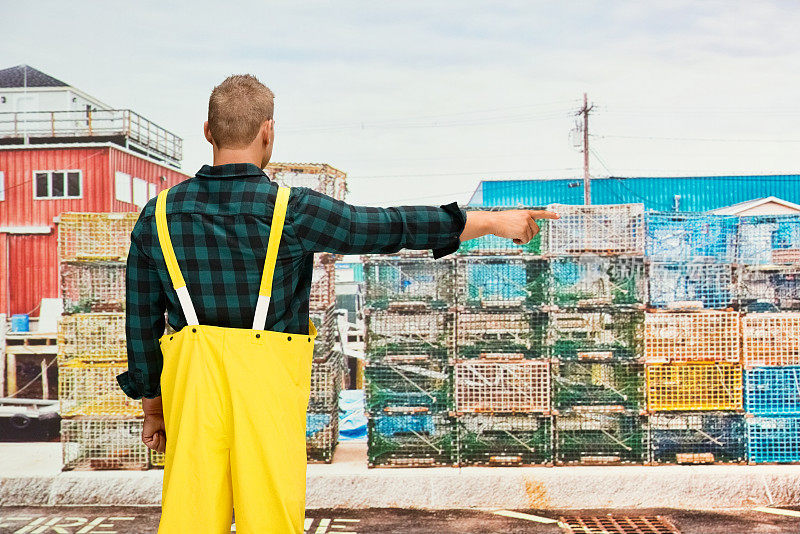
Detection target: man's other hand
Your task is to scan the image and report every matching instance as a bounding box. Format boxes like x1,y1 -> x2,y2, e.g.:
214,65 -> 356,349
142,395 -> 166,453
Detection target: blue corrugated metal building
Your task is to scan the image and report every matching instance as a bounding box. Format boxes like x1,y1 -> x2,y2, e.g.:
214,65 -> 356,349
467,175 -> 800,211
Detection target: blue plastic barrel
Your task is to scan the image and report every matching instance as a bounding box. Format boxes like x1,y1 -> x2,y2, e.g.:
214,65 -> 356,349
11,314 -> 29,333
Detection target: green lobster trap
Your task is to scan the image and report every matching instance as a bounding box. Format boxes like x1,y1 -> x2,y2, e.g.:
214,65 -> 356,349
549,256 -> 645,309
365,360 -> 450,415
364,257 -> 455,310
555,412 -> 647,465
553,361 -> 645,413
368,413 -> 455,467
60,261 -> 126,314
309,351 -> 345,412
365,309 -> 454,364
455,309 -> 547,359
456,414 -> 552,466
547,310 -> 643,361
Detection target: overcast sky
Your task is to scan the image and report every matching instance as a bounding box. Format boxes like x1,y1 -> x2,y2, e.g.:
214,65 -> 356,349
3,1 -> 799,206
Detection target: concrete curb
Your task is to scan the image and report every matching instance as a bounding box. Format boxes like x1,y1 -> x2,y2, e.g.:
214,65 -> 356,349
2,443 -> 800,509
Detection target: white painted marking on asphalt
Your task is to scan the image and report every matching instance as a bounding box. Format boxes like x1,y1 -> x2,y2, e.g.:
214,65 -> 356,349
754,507 -> 800,518
491,510 -> 558,524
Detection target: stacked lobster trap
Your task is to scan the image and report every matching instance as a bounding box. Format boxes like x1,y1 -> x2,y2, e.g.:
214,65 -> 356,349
547,203 -> 647,465
363,253 -> 457,467
57,212 -> 151,470
307,305 -> 345,463
452,207 -> 553,467
643,211 -> 746,464
734,214 -> 800,463
743,313 -> 800,463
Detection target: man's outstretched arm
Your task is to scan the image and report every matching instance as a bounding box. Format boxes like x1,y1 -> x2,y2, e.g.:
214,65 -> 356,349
289,187 -> 558,257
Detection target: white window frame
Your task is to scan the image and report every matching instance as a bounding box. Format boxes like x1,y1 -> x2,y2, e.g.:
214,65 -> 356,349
148,182 -> 157,200
0,171 -> 5,201
32,169 -> 83,200
115,171 -> 132,203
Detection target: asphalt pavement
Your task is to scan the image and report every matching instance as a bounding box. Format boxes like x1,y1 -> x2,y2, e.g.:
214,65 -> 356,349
2,506 -> 800,533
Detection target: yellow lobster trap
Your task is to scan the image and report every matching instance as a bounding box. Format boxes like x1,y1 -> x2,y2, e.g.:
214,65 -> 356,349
646,363 -> 743,412
58,360 -> 144,417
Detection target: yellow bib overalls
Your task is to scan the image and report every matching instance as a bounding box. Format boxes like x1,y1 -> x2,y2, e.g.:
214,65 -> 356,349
153,185 -> 317,534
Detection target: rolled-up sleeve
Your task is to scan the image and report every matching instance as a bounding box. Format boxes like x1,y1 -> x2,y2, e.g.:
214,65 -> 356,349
115,218 -> 166,400
289,187 -> 467,258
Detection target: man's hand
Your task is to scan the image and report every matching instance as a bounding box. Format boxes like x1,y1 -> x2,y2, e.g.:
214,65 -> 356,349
460,209 -> 559,244
142,396 -> 166,453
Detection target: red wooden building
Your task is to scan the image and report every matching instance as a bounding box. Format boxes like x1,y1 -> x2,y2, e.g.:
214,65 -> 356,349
0,65 -> 190,317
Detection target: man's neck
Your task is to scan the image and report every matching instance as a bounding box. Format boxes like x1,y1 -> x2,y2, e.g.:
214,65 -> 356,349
212,148 -> 265,168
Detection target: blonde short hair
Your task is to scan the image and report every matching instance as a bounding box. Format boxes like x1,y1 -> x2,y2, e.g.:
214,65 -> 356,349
208,74 -> 275,149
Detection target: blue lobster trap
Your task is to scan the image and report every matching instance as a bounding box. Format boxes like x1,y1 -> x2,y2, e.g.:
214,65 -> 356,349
738,215 -> 800,266
648,262 -> 734,310
645,212 -> 739,262
747,416 -> 800,463
368,413 -> 455,467
745,366 -> 800,416
455,257 -> 548,309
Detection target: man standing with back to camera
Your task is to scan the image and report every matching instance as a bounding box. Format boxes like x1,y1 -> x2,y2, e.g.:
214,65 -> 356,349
115,73 -> 558,533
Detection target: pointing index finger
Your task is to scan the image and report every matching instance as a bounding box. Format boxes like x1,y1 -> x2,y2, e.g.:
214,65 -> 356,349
528,210 -> 560,220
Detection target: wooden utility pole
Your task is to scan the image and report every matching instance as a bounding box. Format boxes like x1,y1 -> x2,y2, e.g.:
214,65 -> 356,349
579,93 -> 594,205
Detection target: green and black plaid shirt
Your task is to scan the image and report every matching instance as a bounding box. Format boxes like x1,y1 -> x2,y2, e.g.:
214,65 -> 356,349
115,162 -> 467,400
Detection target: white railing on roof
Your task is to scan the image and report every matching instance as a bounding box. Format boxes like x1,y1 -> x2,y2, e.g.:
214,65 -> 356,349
0,109 -> 182,163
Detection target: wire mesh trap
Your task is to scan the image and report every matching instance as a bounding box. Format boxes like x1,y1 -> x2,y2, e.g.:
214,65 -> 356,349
307,409 -> 339,463
644,311 -> 741,363
738,265 -> 800,311
365,360 -> 450,415
742,312 -> 800,366
455,414 -> 552,466
59,361 -> 144,417
453,359 -> 550,414
310,255 -> 337,311
364,258 -> 455,310
455,256 -> 548,309
555,412 -> 647,465
367,413 -> 455,467
648,261 -> 735,310
547,310 -> 643,361
455,310 -> 547,359
365,309 -> 454,363
264,162 -> 347,201
547,203 -> 645,256
648,412 -> 746,464
747,416 -> 800,463
549,256 -> 646,309
745,366 -> 800,416
646,363 -> 743,412
309,351 -> 345,412
60,261 -> 126,314
553,362 -> 645,413
457,207 -> 547,256
57,312 -> 126,363
645,211 -> 739,263
58,212 -> 139,262
61,416 -> 149,470
738,214 -> 800,266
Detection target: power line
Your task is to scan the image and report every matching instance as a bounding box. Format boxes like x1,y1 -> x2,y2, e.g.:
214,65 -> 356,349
592,134 -> 800,143
348,167 -> 580,180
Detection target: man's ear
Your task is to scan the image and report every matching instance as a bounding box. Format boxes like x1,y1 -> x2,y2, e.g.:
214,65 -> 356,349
203,121 -> 214,145
262,119 -> 274,146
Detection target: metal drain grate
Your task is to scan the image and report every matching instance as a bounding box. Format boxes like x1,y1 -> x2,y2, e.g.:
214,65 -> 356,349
559,515 -> 680,534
